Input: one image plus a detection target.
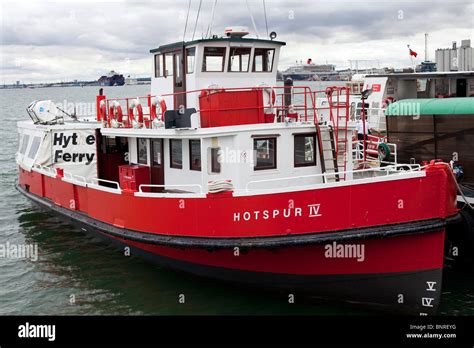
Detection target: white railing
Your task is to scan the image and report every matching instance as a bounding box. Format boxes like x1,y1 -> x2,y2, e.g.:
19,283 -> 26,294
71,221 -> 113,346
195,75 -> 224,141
88,177 -> 121,190
245,164 -> 423,192
62,172 -> 87,186
137,184 -> 204,194
352,140 -> 398,165
33,164 -> 57,177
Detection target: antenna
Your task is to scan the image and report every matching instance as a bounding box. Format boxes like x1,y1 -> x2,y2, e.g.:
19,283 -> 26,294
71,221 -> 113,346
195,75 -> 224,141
424,33 -> 428,61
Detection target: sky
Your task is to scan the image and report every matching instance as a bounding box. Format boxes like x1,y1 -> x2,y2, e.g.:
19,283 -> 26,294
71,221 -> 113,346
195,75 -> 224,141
1,0 -> 473,84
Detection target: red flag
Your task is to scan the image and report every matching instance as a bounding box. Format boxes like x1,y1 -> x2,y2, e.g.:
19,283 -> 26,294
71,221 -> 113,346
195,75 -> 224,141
409,48 -> 418,57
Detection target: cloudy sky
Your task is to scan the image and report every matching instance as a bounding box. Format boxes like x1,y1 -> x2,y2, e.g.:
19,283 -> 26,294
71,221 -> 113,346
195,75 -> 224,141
1,0 -> 473,83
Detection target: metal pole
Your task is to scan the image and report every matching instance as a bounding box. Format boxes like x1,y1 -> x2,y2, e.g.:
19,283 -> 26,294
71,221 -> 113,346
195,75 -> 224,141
284,77 -> 293,117
361,95 -> 367,162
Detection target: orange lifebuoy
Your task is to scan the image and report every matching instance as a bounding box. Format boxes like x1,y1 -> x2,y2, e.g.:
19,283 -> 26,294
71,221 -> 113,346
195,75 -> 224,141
129,103 -> 143,125
150,97 -> 167,121
127,98 -> 144,128
99,101 -> 107,122
108,101 -> 123,126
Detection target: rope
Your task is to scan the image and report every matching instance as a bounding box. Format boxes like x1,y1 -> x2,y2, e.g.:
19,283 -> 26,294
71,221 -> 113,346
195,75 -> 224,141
420,162 -> 474,211
262,0 -> 269,37
246,0 -> 259,38
206,0 -> 218,39
192,0 -> 203,41
183,0 -> 192,41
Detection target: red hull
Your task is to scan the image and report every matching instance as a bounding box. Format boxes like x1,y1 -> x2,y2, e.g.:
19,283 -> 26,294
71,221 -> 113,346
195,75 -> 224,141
17,163 -> 458,313
18,164 -> 457,238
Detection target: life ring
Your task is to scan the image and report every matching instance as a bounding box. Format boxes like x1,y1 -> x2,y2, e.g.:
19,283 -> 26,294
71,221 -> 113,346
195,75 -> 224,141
150,97 -> 167,128
257,84 -> 276,114
378,143 -> 391,162
108,101 -> 123,128
128,98 -> 143,128
382,97 -> 395,108
99,100 -> 107,122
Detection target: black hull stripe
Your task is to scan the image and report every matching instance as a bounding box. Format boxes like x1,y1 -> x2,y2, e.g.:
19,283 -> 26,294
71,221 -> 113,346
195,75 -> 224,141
17,184 -> 452,249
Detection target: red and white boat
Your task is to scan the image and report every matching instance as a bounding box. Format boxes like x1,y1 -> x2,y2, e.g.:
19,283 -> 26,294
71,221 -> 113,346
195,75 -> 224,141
16,28 -> 460,314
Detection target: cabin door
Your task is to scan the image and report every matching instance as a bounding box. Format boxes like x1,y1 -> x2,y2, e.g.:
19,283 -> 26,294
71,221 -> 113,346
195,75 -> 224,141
456,79 -> 467,97
173,50 -> 186,109
150,139 -> 164,192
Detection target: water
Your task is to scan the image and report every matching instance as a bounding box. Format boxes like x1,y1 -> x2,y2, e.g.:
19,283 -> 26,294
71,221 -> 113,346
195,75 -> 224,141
1,84 -> 473,315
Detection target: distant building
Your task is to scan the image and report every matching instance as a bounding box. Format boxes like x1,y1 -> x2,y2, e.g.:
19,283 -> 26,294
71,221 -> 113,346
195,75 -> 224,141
416,61 -> 437,72
435,39 -> 474,72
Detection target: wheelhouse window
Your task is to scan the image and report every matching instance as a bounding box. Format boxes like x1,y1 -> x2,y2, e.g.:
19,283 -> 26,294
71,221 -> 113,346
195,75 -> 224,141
189,139 -> 201,171
27,136 -> 41,159
228,47 -> 251,72
202,47 -> 226,72
165,53 -> 174,77
154,54 -> 163,77
170,139 -> 183,169
210,147 -> 221,173
137,138 -> 148,165
294,133 -> 316,167
20,134 -> 30,155
186,47 -> 196,74
254,137 -> 276,170
253,48 -> 275,72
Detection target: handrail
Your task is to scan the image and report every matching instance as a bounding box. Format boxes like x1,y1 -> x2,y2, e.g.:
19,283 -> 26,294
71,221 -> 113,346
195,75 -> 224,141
88,177 -> 120,189
138,183 -> 203,194
102,85 -> 318,129
63,171 -> 87,184
33,164 -> 57,177
245,165 -> 423,191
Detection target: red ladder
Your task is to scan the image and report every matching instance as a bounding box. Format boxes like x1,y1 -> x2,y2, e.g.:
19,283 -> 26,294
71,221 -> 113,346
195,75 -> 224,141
326,87 -> 350,180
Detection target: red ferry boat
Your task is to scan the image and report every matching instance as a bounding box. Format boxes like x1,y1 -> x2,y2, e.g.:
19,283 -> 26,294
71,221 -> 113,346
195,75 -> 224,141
16,28 -> 459,314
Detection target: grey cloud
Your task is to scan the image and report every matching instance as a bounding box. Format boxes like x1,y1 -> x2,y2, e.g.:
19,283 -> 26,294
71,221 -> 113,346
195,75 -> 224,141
1,0 -> 473,83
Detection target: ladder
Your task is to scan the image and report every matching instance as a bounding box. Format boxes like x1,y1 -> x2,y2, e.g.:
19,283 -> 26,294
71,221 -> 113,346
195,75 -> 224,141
326,87 -> 350,181
319,125 -> 340,182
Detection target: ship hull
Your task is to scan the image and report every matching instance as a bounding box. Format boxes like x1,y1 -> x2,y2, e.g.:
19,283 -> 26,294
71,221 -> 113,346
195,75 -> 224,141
17,181 -> 447,314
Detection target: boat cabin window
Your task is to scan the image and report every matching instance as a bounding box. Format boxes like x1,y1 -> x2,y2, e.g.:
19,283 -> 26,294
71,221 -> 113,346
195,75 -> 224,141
254,137 -> 277,170
189,139 -> 201,171
202,47 -> 226,72
154,54 -> 163,78
103,136 -> 128,154
294,133 -> 316,167
228,47 -> 251,72
210,147 -> 221,173
151,139 -> 162,166
165,53 -> 174,77
253,48 -> 275,72
175,54 -> 183,87
20,134 -> 30,155
27,136 -> 41,159
186,47 -> 195,74
170,139 -> 183,169
137,138 -> 148,165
